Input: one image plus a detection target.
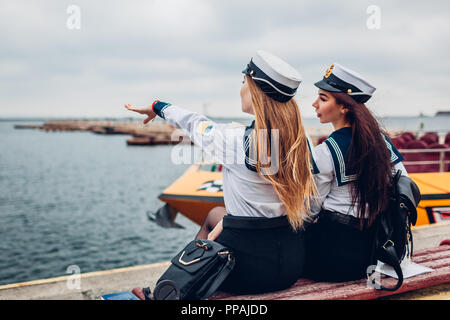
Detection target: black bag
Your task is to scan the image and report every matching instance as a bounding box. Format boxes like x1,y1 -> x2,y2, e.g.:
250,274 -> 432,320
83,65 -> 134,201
368,170 -> 421,291
156,239 -> 235,300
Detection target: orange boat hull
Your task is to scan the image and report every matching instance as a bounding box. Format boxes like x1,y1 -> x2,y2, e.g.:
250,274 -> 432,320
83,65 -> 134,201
158,164 -> 450,227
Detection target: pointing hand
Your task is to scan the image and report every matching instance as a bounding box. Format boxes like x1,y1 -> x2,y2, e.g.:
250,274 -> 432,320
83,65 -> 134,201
124,104 -> 156,124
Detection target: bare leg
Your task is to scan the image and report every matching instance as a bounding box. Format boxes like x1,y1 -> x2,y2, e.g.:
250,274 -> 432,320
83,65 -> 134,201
195,206 -> 227,240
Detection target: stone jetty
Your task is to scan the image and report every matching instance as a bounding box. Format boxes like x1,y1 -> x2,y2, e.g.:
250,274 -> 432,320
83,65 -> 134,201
14,120 -> 192,146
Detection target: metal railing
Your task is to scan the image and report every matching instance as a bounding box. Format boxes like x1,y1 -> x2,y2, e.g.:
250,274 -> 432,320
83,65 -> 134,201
399,148 -> 450,172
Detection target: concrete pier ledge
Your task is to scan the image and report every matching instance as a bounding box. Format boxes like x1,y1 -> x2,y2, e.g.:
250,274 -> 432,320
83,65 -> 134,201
1,222 -> 449,300
0,261 -> 170,300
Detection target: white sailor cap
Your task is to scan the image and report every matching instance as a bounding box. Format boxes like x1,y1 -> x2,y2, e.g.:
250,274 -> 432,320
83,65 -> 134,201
242,50 -> 302,103
314,63 -> 376,103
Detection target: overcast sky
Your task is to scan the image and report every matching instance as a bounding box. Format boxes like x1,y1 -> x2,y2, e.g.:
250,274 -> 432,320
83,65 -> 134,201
1,0 -> 449,118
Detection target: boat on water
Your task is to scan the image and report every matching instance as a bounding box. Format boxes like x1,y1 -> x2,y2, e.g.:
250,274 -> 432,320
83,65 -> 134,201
153,161 -> 450,228
153,163 -> 225,226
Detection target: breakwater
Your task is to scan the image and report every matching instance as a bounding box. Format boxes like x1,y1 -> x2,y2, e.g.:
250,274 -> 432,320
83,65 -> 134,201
14,120 -> 191,146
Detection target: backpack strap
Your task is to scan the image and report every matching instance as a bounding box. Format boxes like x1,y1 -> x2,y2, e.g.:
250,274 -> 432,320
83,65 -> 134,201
367,220 -> 404,291
202,253 -> 235,299
368,170 -> 405,291
376,238 -> 404,291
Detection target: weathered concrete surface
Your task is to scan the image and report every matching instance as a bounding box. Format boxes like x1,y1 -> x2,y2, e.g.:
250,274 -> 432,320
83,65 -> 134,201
0,261 -> 170,300
0,222 -> 449,300
410,221 -> 450,251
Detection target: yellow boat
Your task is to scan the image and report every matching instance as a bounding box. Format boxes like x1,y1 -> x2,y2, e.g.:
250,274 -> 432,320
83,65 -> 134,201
156,163 -> 224,226
155,163 -> 450,227
410,172 -> 450,225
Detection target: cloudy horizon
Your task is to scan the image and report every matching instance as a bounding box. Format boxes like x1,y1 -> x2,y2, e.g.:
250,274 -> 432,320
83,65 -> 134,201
1,1 -> 449,119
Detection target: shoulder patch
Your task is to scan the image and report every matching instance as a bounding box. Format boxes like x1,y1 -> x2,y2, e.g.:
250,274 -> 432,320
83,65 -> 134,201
197,121 -> 214,135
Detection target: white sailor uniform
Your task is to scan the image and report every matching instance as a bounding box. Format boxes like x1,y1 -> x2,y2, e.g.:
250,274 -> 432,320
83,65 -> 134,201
150,50 -> 313,294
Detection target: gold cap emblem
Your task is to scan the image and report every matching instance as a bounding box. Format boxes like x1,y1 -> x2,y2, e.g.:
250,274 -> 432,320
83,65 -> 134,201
347,89 -> 352,93
324,64 -> 334,78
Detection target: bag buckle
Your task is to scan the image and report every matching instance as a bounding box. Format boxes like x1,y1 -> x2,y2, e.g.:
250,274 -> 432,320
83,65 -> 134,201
195,240 -> 210,251
218,251 -> 231,262
178,251 -> 201,266
382,240 -> 394,250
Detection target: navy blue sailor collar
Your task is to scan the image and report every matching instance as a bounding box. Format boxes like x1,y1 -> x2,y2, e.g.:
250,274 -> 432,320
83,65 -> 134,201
324,126 -> 404,186
243,120 -> 257,172
243,120 -> 320,174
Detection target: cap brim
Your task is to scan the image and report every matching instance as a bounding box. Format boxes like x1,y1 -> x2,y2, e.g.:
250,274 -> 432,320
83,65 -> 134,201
314,79 -> 341,92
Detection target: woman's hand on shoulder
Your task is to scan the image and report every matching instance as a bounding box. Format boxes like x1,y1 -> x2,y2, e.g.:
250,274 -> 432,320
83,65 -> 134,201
124,104 -> 157,124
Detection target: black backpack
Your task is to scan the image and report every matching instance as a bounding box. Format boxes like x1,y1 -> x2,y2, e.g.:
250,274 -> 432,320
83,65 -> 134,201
368,170 -> 421,291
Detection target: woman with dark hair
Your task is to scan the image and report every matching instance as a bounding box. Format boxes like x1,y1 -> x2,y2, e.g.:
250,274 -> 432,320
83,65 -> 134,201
305,63 -> 408,281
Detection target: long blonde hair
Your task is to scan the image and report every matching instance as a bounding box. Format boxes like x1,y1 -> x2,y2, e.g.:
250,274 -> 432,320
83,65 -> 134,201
246,76 -> 316,230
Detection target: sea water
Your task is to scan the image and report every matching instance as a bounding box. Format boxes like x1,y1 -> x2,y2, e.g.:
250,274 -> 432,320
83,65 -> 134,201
0,121 -> 198,286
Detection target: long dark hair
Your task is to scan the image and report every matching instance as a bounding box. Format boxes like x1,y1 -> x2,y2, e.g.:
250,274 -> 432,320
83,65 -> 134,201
330,92 -> 393,228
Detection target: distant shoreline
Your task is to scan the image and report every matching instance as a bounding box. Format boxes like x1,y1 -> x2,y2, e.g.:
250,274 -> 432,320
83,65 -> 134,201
1,114 -> 449,122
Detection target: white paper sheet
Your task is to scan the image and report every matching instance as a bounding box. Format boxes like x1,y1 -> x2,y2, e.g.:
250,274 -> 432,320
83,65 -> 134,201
375,258 -> 434,279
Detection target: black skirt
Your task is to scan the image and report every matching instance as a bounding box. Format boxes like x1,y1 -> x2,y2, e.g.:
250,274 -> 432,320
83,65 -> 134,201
303,210 -> 374,282
215,214 -> 306,295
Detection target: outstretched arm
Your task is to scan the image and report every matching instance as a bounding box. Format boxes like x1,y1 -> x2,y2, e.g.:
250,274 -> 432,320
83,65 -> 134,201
125,101 -> 243,167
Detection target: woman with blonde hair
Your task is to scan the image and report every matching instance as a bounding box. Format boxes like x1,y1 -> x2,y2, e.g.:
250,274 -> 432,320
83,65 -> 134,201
125,50 -> 316,297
